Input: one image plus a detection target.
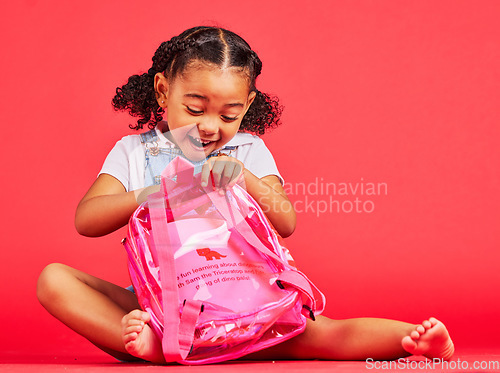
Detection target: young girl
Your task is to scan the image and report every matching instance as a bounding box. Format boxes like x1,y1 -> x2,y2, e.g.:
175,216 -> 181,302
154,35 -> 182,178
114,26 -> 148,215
37,26 -> 454,364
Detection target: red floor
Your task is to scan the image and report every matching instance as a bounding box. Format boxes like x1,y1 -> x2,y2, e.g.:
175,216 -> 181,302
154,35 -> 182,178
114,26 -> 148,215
2,349 -> 500,373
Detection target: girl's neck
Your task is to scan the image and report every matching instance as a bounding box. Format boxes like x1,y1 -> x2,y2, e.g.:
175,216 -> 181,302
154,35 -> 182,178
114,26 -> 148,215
156,122 -> 178,148
157,121 -> 170,134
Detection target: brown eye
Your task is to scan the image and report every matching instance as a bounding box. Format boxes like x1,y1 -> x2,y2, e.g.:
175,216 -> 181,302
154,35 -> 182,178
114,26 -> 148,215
221,115 -> 238,122
187,106 -> 203,115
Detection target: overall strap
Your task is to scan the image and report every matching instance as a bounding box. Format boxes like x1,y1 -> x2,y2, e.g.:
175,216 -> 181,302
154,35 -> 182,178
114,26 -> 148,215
140,129 -> 158,144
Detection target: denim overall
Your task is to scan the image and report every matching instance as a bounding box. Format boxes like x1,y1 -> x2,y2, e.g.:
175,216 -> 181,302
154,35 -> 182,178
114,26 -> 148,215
140,129 -> 237,188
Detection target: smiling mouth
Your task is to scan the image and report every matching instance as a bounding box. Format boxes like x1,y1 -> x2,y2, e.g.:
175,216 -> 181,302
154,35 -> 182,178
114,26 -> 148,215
188,135 -> 216,149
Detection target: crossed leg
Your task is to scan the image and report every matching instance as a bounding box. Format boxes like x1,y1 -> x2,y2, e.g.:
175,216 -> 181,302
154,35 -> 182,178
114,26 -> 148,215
36,263 -> 144,362
122,310 -> 454,362
247,316 -> 453,361
38,263 -> 454,363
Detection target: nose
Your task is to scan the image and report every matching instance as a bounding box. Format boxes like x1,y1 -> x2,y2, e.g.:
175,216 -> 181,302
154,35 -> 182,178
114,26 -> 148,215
197,117 -> 219,136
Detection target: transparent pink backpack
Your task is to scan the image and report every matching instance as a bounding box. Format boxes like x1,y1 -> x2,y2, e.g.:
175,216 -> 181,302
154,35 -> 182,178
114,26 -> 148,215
123,157 -> 325,364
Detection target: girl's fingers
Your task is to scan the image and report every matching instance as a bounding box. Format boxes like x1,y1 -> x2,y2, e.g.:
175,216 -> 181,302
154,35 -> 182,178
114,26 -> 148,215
210,159 -> 226,189
225,163 -> 244,191
134,184 -> 161,204
200,156 -> 243,191
220,162 -> 236,190
200,161 -> 213,187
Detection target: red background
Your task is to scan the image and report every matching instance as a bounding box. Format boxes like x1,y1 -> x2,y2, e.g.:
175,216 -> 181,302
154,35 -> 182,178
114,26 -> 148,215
1,0 -> 499,360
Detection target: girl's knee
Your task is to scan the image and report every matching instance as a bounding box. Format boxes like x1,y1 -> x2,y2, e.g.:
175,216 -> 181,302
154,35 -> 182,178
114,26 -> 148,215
37,263 -> 74,305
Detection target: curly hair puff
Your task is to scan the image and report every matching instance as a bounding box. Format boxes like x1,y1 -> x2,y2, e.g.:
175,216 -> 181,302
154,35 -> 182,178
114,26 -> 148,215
112,26 -> 282,135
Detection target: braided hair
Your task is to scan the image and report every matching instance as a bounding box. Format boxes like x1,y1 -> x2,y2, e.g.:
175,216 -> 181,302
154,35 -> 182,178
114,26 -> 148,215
112,26 -> 282,135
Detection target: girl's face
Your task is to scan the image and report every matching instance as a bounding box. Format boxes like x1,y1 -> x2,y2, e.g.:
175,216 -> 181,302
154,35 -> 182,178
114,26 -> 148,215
155,63 -> 256,161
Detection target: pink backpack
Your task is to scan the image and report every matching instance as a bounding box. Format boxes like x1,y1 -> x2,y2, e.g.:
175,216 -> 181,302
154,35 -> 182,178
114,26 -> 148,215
123,157 -> 325,364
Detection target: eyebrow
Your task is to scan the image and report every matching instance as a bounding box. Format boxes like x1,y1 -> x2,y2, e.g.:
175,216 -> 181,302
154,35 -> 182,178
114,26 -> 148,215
184,93 -> 244,108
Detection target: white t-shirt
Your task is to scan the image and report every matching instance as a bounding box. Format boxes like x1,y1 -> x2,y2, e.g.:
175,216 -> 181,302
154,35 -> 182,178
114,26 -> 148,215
99,127 -> 283,191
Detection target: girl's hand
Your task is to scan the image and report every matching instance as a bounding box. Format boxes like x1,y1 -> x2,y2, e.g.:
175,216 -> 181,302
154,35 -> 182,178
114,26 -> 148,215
200,155 -> 244,194
134,184 -> 161,205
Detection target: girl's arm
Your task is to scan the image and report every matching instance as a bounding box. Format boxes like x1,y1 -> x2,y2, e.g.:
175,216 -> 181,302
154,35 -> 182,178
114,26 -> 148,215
78,161 -> 296,238
75,174 -> 150,237
201,157 -> 296,237
243,170 -> 296,238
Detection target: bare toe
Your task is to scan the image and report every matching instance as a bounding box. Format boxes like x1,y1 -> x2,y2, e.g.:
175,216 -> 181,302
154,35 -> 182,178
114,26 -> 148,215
121,309 -> 164,364
401,317 -> 454,361
422,320 -> 432,329
410,330 -> 420,340
401,335 -> 417,351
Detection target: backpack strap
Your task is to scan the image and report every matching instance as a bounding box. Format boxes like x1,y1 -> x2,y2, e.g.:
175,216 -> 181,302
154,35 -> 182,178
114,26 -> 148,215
148,191 -> 203,362
275,270 -> 324,320
204,187 -> 326,318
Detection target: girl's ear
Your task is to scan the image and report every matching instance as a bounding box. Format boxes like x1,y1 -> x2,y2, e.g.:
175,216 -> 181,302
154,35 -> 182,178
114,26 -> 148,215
154,73 -> 169,108
243,91 -> 257,116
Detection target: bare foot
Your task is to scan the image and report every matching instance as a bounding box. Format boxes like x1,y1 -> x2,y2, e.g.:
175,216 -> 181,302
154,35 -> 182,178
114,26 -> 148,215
121,309 -> 165,363
401,317 -> 454,361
